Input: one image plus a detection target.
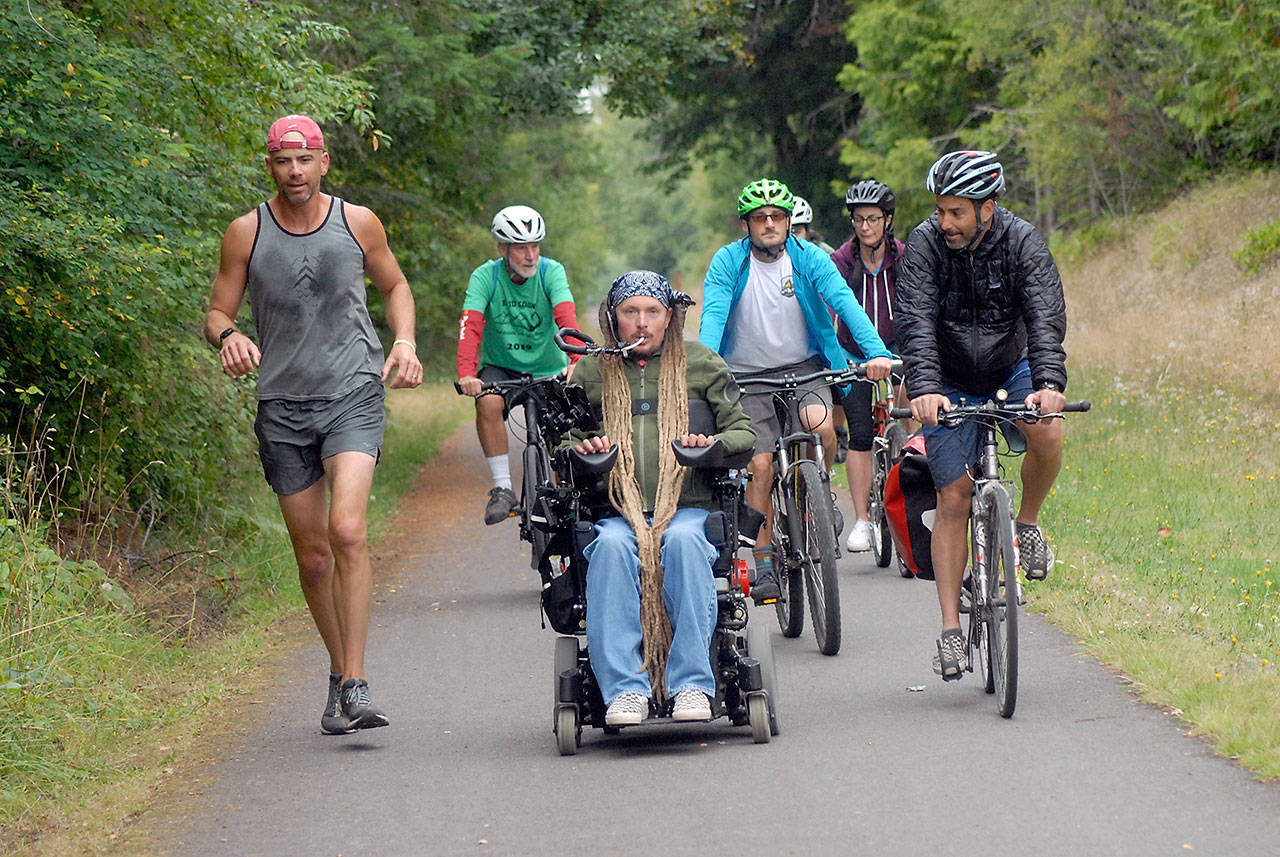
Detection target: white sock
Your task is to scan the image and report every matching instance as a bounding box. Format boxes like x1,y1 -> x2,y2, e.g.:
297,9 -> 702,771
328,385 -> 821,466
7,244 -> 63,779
487,455 -> 512,490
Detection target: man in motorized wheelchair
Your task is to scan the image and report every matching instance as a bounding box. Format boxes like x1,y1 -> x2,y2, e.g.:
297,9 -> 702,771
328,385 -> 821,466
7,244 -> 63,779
554,270 -> 775,749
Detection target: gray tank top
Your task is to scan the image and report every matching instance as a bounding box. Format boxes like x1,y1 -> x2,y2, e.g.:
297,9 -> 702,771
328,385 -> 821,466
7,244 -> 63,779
246,197 -> 383,401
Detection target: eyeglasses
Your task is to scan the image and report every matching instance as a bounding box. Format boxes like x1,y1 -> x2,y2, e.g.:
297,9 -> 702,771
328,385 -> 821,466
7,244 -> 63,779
851,214 -> 885,226
748,211 -> 789,224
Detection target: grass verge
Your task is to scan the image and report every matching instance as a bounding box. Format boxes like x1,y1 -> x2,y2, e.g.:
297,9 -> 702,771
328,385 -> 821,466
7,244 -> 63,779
0,381 -> 470,854
1034,363 -> 1279,776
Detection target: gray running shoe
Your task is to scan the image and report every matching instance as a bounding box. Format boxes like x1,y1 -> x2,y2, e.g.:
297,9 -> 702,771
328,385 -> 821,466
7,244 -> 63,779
932,628 -> 969,680
321,672 -> 354,734
750,549 -> 780,605
484,486 -> 518,525
340,678 -> 390,730
1016,522 -> 1054,580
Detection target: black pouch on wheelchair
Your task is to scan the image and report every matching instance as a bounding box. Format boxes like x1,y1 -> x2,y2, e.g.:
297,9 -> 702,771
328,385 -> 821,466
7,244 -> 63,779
703,511 -> 732,574
541,521 -> 593,634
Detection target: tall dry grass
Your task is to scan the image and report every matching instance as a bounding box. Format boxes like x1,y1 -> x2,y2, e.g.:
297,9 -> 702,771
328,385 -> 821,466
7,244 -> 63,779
1060,171 -> 1280,406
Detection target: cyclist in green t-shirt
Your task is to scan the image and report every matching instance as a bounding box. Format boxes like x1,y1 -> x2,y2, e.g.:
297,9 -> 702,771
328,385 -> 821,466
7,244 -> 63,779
456,205 -> 581,525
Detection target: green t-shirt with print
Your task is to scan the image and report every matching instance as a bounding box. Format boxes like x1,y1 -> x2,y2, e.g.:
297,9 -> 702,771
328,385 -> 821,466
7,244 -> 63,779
463,257 -> 575,377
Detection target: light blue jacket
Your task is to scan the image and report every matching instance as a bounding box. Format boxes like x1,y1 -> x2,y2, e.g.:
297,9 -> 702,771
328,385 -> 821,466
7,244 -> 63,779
698,234 -> 892,369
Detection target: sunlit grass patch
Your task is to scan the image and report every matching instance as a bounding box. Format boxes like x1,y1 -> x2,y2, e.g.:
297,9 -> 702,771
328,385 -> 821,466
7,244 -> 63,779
1035,364 -> 1280,777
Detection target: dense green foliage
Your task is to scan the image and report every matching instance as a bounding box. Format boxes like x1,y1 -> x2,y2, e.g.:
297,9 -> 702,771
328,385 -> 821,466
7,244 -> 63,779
0,0 -> 373,521
838,0 -> 1280,230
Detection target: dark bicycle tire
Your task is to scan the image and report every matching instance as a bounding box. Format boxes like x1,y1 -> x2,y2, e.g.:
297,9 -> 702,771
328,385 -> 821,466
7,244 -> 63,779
771,487 -> 805,638
797,460 -> 841,656
977,484 -> 1018,717
871,422 -> 910,569
522,442 -> 551,569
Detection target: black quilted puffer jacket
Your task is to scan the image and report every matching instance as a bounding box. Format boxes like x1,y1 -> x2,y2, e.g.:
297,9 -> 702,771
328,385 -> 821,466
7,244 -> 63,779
896,205 -> 1067,397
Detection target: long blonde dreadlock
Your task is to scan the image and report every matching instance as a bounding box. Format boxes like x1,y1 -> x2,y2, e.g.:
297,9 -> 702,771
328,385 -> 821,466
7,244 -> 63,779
597,299 -> 690,702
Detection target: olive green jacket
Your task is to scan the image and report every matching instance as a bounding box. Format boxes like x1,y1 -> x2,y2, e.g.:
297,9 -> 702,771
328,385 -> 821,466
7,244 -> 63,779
568,340 -> 754,512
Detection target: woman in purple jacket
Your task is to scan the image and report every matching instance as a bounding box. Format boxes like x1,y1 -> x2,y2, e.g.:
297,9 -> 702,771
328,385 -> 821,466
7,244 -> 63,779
830,180 -> 905,553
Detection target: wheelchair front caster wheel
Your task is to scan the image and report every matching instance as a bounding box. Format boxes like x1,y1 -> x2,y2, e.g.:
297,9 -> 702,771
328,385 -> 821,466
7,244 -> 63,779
555,706 -> 580,755
747,693 -> 771,744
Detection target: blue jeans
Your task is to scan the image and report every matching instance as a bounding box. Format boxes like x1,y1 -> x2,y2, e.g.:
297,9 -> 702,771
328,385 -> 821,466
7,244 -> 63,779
584,508 -> 718,705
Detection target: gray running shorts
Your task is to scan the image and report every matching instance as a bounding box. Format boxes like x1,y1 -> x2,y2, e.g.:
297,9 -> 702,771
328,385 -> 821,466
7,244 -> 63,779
736,357 -> 833,456
254,380 -> 385,495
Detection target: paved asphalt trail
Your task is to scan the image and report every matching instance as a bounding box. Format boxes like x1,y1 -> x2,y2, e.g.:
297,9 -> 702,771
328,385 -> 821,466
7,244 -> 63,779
118,426 -> 1280,856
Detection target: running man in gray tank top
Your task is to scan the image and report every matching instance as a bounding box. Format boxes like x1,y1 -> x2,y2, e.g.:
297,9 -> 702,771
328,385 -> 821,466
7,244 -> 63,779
204,114 -> 423,734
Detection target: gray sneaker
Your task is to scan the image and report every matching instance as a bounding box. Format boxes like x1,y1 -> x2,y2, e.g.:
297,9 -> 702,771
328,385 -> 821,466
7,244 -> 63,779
484,486 -> 518,525
932,628 -> 969,681
1016,522 -> 1054,580
340,678 -> 389,730
321,672 -> 354,734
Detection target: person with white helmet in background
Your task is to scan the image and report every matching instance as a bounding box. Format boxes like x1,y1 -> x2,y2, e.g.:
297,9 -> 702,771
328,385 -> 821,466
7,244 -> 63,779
788,195 -> 835,254
897,150 -> 1068,681
457,205 -> 581,525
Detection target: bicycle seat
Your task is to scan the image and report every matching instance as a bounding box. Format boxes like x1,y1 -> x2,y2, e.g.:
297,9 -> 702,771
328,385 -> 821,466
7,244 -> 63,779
569,445 -> 618,476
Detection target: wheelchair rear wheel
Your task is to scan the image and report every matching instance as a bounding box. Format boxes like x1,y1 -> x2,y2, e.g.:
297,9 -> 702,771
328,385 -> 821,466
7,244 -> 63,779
746,618 -> 780,737
553,636 -> 579,728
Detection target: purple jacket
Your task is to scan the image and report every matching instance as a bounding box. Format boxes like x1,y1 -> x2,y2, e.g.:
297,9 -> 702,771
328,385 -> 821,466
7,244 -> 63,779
830,236 -> 904,357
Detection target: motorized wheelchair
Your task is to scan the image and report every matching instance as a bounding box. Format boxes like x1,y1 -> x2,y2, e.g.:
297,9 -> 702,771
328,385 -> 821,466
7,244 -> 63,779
529,356 -> 781,755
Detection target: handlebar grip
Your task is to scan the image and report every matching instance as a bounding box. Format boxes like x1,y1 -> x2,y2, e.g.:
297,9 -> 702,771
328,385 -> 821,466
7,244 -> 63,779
1063,400 -> 1091,413
555,327 -> 594,355
453,381 -> 464,395
889,407 -> 913,420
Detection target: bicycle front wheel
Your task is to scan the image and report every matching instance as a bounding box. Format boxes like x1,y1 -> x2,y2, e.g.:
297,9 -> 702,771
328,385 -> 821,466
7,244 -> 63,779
797,460 -> 841,656
771,487 -> 805,638
978,484 -> 1019,717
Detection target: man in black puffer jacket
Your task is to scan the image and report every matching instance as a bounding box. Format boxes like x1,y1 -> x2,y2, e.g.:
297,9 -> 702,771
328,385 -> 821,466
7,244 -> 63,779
897,150 -> 1069,682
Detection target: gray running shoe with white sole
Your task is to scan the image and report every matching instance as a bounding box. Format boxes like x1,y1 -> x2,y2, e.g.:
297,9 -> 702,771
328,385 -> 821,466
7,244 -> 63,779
340,678 -> 389,730
932,628 -> 969,681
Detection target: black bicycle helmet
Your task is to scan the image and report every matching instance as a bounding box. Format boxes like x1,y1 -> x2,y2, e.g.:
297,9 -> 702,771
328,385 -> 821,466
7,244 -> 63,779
925,150 -> 1005,199
844,180 -> 896,217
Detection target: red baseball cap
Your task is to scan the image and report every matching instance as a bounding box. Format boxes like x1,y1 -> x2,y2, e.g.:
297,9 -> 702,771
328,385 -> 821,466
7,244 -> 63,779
267,114 -> 325,152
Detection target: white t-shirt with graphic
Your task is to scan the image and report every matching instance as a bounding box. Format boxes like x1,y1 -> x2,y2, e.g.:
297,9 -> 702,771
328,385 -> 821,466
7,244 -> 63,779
722,252 -> 815,372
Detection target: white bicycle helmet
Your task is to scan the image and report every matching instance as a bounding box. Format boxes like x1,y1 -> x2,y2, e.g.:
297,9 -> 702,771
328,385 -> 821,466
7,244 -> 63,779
925,150 -> 1005,199
790,195 -> 814,225
491,204 -> 546,243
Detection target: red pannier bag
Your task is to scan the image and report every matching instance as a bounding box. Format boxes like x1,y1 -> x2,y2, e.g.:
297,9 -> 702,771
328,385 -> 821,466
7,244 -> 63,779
883,434 -> 936,580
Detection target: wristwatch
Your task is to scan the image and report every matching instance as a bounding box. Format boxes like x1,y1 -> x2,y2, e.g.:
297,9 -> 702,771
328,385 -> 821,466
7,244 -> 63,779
218,327 -> 237,345
1039,381 -> 1061,392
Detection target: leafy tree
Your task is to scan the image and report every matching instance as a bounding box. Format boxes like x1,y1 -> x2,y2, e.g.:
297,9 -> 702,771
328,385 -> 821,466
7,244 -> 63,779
0,0 -> 370,523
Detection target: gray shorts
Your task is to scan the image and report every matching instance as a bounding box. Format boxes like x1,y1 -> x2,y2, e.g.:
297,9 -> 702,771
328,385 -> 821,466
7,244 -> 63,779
254,380 -> 385,495
736,357 -> 833,455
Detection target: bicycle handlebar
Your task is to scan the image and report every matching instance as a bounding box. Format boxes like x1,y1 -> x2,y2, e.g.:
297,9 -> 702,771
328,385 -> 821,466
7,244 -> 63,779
889,399 -> 1091,422
453,374 -> 535,397
734,359 -> 904,391
554,327 -> 644,357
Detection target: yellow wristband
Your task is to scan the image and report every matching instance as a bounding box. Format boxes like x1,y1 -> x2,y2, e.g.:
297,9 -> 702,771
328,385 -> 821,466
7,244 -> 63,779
392,338 -> 416,352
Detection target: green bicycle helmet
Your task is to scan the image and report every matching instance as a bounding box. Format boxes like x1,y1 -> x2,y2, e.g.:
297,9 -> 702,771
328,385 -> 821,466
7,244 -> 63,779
737,179 -> 795,218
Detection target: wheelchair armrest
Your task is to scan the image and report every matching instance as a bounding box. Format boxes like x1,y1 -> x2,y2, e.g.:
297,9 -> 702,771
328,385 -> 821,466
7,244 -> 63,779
569,445 -> 618,476
671,439 -> 725,468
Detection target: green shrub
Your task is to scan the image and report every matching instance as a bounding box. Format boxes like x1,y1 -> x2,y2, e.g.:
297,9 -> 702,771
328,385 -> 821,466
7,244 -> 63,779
1235,220 -> 1280,275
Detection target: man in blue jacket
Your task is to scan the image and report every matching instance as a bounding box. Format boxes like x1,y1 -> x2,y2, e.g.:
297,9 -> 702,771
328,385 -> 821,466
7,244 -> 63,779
699,178 -> 893,601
